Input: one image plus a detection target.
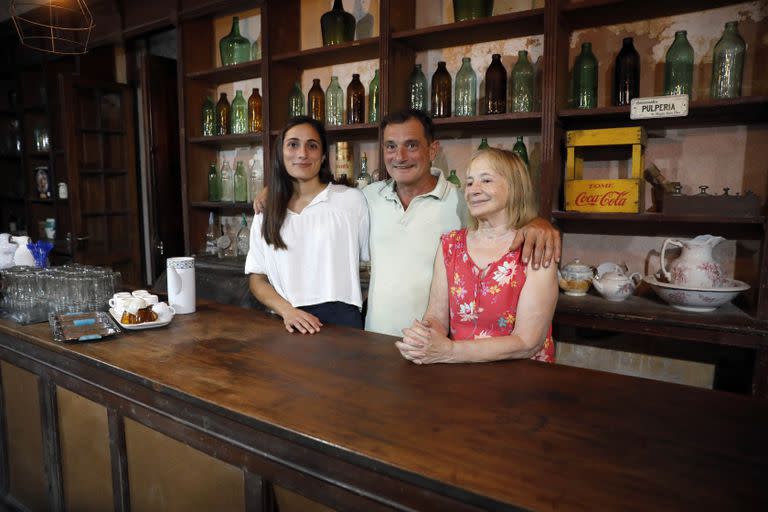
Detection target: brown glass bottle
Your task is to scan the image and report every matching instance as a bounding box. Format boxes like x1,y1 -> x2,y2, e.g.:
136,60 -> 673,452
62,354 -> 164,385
215,93 -> 230,135
430,61 -> 452,118
248,88 -> 262,132
484,53 -> 507,114
308,79 -> 325,123
346,74 -> 365,124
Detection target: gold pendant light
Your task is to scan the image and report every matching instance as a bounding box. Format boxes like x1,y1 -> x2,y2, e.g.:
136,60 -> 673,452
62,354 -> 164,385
10,0 -> 95,55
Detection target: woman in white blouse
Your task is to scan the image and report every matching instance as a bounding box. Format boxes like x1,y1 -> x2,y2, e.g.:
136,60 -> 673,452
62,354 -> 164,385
245,116 -> 370,333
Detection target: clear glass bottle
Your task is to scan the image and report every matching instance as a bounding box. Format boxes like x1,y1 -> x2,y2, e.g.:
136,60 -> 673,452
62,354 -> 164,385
230,90 -> 247,134
512,136 -> 529,167
205,212 -> 218,255
710,21 -> 746,99
347,74 -> 365,124
511,50 -> 534,112
478,137 -> 490,150
368,69 -> 380,123
248,88 -> 262,132
455,57 -> 477,117
447,169 -> 461,187
220,160 -> 234,202
251,34 -> 262,60
216,92 -> 230,135
326,76 -> 344,126
201,96 -> 215,136
664,30 -> 694,96
219,16 -> 251,66
236,213 -> 249,257
234,161 -> 248,202
574,42 -> 598,109
207,162 -> 220,202
485,53 -> 507,114
356,153 -> 372,188
248,157 -> 264,203
288,81 -> 304,118
614,37 -> 640,106
408,64 -> 428,112
308,78 -> 325,123
431,61 -> 452,118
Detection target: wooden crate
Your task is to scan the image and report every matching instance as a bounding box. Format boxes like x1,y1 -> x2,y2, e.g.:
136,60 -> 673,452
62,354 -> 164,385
565,127 -> 647,213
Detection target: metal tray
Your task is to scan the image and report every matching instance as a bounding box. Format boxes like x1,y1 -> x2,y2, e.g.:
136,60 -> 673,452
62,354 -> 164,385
49,311 -> 122,343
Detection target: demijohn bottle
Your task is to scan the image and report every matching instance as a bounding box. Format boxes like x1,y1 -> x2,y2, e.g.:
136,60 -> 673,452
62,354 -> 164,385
614,37 -> 640,106
485,53 -> 507,114
346,73 -> 365,124
431,61 -> 452,119
512,136 -> 529,167
326,76 -> 344,126
248,88 -> 262,132
308,79 -> 325,123
320,0 -> 356,46
455,57 -> 477,117
710,21 -> 746,99
574,42 -> 598,109
478,137 -> 490,150
234,161 -> 248,203
201,96 -> 215,136
447,169 -> 461,187
219,16 -> 251,66
511,50 -> 534,112
288,81 -> 305,118
368,69 -> 380,123
664,31 -> 694,96
408,64 -> 428,112
230,90 -> 247,134
215,92 -> 230,135
207,162 -> 220,202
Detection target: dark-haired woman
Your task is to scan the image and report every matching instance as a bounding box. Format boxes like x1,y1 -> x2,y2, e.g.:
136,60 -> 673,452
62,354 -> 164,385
245,116 -> 369,333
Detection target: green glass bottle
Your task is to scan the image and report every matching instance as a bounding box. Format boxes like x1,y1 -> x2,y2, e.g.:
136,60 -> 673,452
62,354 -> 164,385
234,161 -> 248,202
447,169 -> 461,187
478,137 -> 490,150
201,96 -> 215,136
288,81 -> 304,118
664,30 -> 694,96
574,42 -> 598,109
455,57 -> 477,117
251,34 -> 261,60
325,76 -> 344,126
207,162 -> 220,202
230,90 -> 247,134
710,21 -> 745,99
512,136 -> 529,167
453,0 -> 494,22
321,0 -> 356,46
219,16 -> 251,66
368,69 -> 380,123
408,64 -> 428,113
511,50 -> 534,112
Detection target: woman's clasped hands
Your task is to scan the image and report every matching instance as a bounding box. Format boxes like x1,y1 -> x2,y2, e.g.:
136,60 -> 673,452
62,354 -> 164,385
396,319 -> 455,365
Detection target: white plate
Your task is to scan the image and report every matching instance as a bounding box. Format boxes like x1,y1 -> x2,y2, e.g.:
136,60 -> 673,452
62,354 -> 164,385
109,308 -> 173,330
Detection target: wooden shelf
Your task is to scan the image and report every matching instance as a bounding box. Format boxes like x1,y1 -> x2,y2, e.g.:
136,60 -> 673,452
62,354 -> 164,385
190,201 -> 253,211
552,211 -> 765,240
432,112 -> 541,138
562,0 -> 747,30
189,133 -> 263,146
391,9 -> 544,51
558,96 -> 768,129
325,123 -> 378,142
186,59 -> 262,84
272,37 -> 379,69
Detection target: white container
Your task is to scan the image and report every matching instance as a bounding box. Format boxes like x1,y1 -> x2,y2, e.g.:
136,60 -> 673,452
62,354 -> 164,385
167,256 -> 196,314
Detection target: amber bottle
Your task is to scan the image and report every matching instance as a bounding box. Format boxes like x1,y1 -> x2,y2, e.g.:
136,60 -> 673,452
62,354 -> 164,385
307,79 -> 325,123
215,92 -> 230,135
248,88 -> 262,132
430,61 -> 452,118
485,53 -> 506,114
346,74 -> 365,124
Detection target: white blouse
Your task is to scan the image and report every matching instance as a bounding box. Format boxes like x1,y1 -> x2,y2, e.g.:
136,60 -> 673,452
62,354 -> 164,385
244,184 -> 370,309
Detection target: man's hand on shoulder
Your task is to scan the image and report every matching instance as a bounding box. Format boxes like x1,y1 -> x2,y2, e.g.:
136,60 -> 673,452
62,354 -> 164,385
511,217 -> 561,269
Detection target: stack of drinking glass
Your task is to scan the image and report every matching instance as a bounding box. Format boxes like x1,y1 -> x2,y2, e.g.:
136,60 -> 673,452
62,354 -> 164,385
0,264 -> 121,324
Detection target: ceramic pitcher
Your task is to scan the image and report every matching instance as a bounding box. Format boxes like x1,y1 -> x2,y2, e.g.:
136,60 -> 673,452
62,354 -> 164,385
167,256 -> 196,314
661,234 -> 725,288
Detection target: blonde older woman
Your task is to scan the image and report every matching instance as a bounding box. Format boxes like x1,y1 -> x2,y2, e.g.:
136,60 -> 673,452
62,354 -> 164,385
396,148 -> 557,364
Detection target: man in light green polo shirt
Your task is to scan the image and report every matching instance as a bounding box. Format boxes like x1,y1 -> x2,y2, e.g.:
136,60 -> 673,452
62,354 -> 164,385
363,109 -> 560,336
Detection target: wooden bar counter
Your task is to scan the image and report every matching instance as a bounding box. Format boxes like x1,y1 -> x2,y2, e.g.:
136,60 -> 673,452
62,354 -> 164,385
1,302 -> 767,511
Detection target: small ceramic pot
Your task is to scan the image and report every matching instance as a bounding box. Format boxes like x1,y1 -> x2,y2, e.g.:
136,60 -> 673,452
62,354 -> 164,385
557,259 -> 594,296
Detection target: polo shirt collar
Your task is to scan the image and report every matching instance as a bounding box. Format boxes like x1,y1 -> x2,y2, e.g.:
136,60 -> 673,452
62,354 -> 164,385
379,169 -> 450,203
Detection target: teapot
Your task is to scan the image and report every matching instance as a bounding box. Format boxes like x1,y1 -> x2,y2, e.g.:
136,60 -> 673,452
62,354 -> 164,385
592,264 -> 642,302
661,235 -> 725,288
0,234 -> 17,269
10,235 -> 35,267
557,259 -> 594,296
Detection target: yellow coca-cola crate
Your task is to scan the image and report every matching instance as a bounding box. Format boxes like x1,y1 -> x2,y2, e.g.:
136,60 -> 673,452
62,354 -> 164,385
564,126 -> 646,213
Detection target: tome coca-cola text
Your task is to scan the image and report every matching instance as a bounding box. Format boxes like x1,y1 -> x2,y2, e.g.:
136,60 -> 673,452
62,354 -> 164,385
574,190 -> 630,207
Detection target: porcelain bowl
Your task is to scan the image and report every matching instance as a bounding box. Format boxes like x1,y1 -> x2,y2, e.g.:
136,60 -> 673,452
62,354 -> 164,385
644,275 -> 750,313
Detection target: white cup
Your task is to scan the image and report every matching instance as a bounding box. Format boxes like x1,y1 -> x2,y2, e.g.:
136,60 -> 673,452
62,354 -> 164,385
152,302 -> 176,321
141,294 -> 159,305
109,296 -> 131,316
132,289 -> 150,297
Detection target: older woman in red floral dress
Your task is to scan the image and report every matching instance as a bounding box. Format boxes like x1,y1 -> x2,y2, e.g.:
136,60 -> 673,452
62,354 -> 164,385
396,148 -> 557,364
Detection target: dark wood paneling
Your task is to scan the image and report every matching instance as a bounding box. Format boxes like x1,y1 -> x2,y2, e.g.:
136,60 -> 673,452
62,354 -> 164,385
107,409 -> 130,512
38,378 -> 63,512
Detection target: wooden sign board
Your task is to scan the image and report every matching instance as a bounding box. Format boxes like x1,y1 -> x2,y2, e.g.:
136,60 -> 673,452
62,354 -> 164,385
630,94 -> 689,120
565,179 -> 642,213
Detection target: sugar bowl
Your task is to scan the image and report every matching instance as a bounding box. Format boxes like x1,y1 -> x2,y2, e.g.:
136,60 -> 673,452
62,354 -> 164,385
557,259 -> 594,297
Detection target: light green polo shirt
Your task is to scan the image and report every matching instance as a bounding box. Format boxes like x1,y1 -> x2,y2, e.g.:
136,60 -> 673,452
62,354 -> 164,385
363,172 -> 467,336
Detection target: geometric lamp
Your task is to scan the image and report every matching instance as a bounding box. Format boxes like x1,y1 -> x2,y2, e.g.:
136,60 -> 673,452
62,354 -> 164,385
10,0 -> 94,55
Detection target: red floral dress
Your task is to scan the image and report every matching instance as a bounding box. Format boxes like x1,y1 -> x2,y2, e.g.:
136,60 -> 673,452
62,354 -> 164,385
441,229 -> 555,363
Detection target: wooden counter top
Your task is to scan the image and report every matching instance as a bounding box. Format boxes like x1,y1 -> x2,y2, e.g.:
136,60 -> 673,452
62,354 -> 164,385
1,303 -> 767,511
